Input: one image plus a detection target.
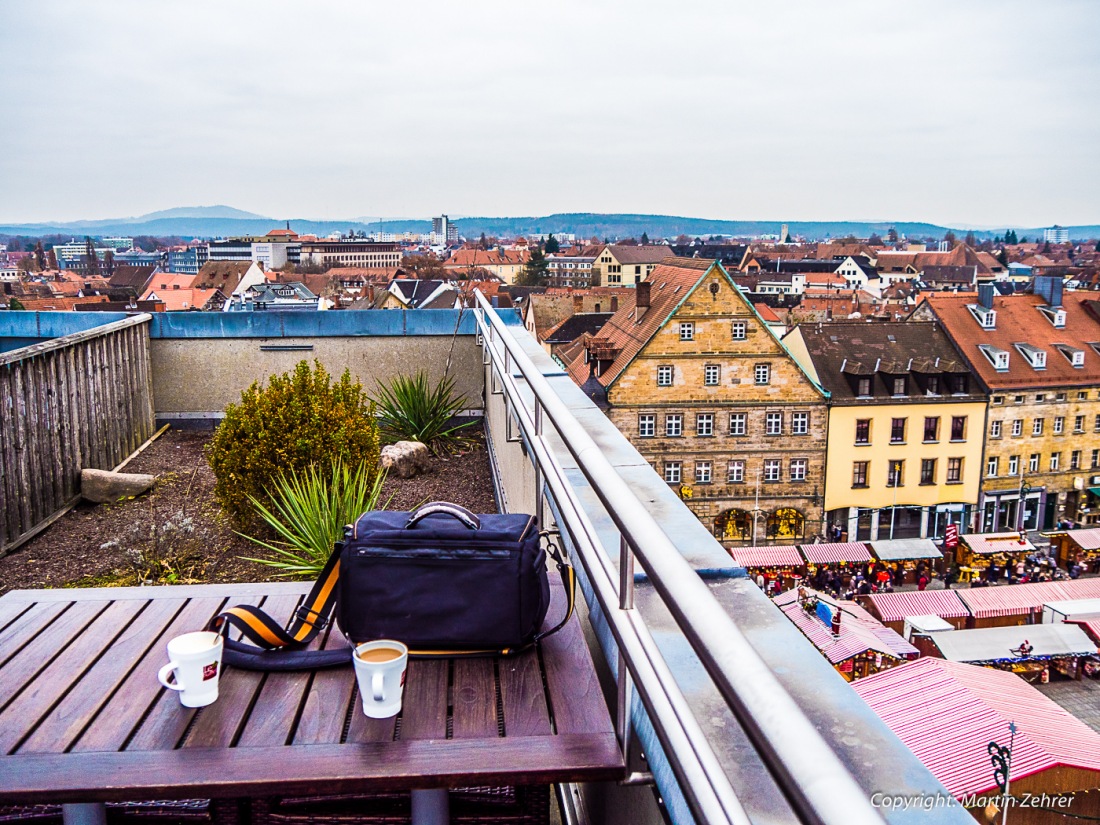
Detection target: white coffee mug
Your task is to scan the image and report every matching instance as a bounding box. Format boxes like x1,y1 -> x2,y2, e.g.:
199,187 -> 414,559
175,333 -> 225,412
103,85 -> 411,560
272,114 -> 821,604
353,640 -> 408,718
157,631 -> 224,707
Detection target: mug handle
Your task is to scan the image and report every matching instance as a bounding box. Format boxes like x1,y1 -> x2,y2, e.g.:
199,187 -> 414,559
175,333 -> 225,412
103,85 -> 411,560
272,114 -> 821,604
158,662 -> 184,691
372,672 -> 385,702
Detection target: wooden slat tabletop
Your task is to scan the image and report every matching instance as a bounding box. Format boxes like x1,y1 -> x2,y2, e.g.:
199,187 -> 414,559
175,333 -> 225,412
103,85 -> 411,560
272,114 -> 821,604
0,581 -> 623,802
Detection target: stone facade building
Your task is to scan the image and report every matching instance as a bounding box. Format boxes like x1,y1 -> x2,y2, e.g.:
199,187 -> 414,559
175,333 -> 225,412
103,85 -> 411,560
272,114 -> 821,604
564,258 -> 828,544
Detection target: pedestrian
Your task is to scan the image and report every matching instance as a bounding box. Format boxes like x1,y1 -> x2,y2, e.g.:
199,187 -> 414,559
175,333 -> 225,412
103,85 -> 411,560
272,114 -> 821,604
917,573 -> 929,591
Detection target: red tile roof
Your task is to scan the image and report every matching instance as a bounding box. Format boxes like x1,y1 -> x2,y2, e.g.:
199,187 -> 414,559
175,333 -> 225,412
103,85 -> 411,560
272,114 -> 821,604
853,658 -> 1100,796
923,292 -> 1100,389
445,249 -> 529,268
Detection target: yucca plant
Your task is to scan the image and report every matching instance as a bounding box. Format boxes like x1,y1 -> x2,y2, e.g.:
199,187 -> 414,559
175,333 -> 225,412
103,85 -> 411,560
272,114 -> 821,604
242,460 -> 390,577
373,371 -> 476,454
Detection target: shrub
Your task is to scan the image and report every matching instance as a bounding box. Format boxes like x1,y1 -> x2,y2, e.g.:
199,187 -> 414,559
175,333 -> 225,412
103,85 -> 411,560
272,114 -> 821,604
206,360 -> 381,525
373,371 -> 476,454
242,460 -> 390,577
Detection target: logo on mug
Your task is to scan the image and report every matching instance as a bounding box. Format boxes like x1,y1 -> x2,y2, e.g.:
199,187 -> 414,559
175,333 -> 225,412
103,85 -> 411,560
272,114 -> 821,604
203,662 -> 219,681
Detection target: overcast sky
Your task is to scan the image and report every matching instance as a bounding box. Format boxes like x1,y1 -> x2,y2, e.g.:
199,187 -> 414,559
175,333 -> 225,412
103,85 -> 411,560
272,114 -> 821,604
2,0 -> 1097,227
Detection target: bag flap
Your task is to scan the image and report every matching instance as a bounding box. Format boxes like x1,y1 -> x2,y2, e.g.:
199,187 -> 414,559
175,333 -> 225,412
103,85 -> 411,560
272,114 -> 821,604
349,509 -> 534,544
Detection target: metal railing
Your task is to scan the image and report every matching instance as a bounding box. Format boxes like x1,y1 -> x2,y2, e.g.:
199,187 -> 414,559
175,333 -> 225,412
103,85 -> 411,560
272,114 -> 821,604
473,293 -> 885,825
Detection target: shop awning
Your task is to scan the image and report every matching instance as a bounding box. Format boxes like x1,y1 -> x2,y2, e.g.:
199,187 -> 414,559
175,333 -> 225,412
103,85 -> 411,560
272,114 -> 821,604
1088,487 -> 1100,497
1061,526 -> 1100,551
864,590 -> 969,623
799,542 -> 872,565
955,581 -> 1070,619
869,538 -> 943,562
728,545 -> 803,568
959,532 -> 1035,555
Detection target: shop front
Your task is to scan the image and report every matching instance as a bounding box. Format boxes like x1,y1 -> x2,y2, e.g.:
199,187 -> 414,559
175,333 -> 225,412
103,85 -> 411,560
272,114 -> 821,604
979,489 -> 1044,533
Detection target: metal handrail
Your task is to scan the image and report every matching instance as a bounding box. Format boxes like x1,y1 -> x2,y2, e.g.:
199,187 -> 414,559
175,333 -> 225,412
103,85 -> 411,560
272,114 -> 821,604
473,293 -> 884,825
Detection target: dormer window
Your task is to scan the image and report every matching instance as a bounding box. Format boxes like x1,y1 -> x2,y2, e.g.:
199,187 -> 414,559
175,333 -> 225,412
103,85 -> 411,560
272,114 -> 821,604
891,377 -> 907,396
967,304 -> 997,329
1014,343 -> 1046,370
1037,305 -> 1066,328
857,377 -> 872,397
979,344 -> 1011,372
925,376 -> 941,396
1056,344 -> 1086,368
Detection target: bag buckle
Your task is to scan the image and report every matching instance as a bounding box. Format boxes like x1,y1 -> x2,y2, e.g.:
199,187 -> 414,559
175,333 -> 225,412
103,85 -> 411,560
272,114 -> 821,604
293,605 -> 331,632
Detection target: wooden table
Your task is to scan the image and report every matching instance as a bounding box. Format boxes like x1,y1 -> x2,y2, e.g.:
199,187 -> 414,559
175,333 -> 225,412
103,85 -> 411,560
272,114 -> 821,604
0,581 -> 623,822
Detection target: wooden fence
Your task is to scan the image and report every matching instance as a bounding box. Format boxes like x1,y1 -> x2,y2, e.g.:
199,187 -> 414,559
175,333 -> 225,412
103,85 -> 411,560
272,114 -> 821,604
0,315 -> 155,555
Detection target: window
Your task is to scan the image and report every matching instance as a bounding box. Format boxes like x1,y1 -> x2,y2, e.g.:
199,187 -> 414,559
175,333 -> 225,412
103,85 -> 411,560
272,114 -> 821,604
892,377 -> 907,396
665,415 -> 683,437
990,420 -> 1002,438
664,462 -> 681,483
855,419 -> 871,444
888,460 -> 904,487
638,414 -> 655,438
679,322 -> 694,341
926,376 -> 941,395
704,364 -> 720,386
1036,394 -> 1046,402
924,417 -> 940,442
1093,450 -> 1100,469
1054,416 -> 1065,434
857,377 -> 872,397
1076,415 -> 1085,433
852,461 -> 868,488
791,412 -> 809,434
763,459 -> 781,482
951,416 -> 967,441
1012,419 -> 1023,437
947,458 -> 963,483
1008,455 -> 1019,475
765,412 -> 782,435
987,456 -> 999,477
1094,413 -> 1100,432
890,418 -> 906,444
1029,453 -> 1040,473
1033,418 -> 1044,436
1015,395 -> 1025,404
695,462 -> 712,483
696,413 -> 714,436
790,459 -> 807,481
657,365 -> 673,386
1072,450 -> 1081,470
754,364 -> 770,385
921,458 -> 936,485
730,413 -> 747,436
728,460 -> 745,483
731,321 -> 746,340
993,395 -> 1004,405
1079,392 -> 1089,400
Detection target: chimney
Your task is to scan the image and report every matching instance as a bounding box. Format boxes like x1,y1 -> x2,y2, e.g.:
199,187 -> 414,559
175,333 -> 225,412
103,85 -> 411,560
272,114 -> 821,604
1035,274 -> 1063,307
636,281 -> 651,308
831,609 -> 842,636
977,283 -> 996,309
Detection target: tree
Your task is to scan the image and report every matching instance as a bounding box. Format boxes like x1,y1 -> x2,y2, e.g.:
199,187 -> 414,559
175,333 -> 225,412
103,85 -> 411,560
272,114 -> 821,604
675,234 -> 691,245
997,249 -> 1009,267
943,231 -> 957,246
544,234 -> 560,254
1095,240 -> 1100,252
9,298 -> 25,310
34,241 -> 46,272
868,233 -> 883,246
104,249 -> 115,276
1004,229 -> 1018,245
887,227 -> 898,243
83,237 -> 100,276
478,233 -> 489,250
517,248 -> 548,286
16,257 -> 35,273
965,231 -> 976,248
1042,240 -> 1051,253
401,254 -> 448,279
640,232 -> 650,245
47,249 -> 58,270
6,238 -> 22,252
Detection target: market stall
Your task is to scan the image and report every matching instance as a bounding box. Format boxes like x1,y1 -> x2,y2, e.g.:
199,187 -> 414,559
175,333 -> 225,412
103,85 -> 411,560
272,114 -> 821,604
924,623 -> 1097,682
727,545 -> 805,594
955,581 -> 1069,628
1049,526 -> 1100,573
798,542 -> 873,591
867,538 -> 943,585
860,589 -> 970,634
955,532 -> 1035,580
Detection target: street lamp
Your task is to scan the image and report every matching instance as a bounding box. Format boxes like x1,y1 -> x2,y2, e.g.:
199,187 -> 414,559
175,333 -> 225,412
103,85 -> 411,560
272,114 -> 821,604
1016,477 -> 1034,538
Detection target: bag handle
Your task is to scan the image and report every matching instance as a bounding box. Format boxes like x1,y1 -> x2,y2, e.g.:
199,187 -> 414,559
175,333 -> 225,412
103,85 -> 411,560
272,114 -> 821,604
210,525 -> 574,671
405,501 -> 480,531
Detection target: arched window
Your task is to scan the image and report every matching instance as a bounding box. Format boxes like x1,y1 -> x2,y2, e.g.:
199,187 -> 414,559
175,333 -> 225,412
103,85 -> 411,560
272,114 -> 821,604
715,509 -> 752,541
767,508 -> 805,540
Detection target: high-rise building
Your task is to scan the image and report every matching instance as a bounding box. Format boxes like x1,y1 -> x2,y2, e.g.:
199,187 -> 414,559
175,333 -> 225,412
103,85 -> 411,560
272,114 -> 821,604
432,215 -> 458,244
1044,226 -> 1069,244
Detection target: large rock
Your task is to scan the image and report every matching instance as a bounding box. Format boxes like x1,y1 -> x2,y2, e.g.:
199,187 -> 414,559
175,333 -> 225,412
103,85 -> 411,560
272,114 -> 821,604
81,469 -> 157,503
379,441 -> 433,479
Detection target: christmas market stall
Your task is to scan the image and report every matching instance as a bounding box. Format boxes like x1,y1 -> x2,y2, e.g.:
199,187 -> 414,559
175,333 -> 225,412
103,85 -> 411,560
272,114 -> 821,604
1049,526 -> 1100,573
797,541 -> 873,590
955,581 -> 1074,629
727,545 -> 805,594
955,532 -> 1035,581
773,587 -> 918,681
860,589 -> 970,634
924,623 -> 1098,682
868,538 -> 943,585
853,658 -> 1100,824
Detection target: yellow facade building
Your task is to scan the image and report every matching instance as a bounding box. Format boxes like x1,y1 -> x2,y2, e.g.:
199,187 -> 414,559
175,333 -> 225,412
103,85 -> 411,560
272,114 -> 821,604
786,321 -> 986,541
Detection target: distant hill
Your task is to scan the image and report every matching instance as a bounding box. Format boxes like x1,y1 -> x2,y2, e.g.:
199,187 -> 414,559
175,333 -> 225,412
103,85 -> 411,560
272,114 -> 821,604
1,208 -> 1097,243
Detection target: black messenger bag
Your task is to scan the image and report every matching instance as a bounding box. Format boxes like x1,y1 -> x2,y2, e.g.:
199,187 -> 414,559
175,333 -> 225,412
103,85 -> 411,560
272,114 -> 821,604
211,502 -> 575,671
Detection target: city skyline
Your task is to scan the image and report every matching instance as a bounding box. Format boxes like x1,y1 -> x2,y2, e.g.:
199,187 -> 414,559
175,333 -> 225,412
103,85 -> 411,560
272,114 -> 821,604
2,0 -> 1098,227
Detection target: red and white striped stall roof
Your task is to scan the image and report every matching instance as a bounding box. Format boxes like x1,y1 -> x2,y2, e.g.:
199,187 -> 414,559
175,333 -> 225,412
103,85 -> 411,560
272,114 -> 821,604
773,589 -> 917,665
959,532 -> 1035,555
728,545 -> 803,568
798,542 -> 872,565
1062,527 -> 1100,551
955,581 -> 1071,619
864,590 -> 970,623
1066,615 -> 1100,644
1054,578 -> 1100,600
852,658 -> 1100,796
